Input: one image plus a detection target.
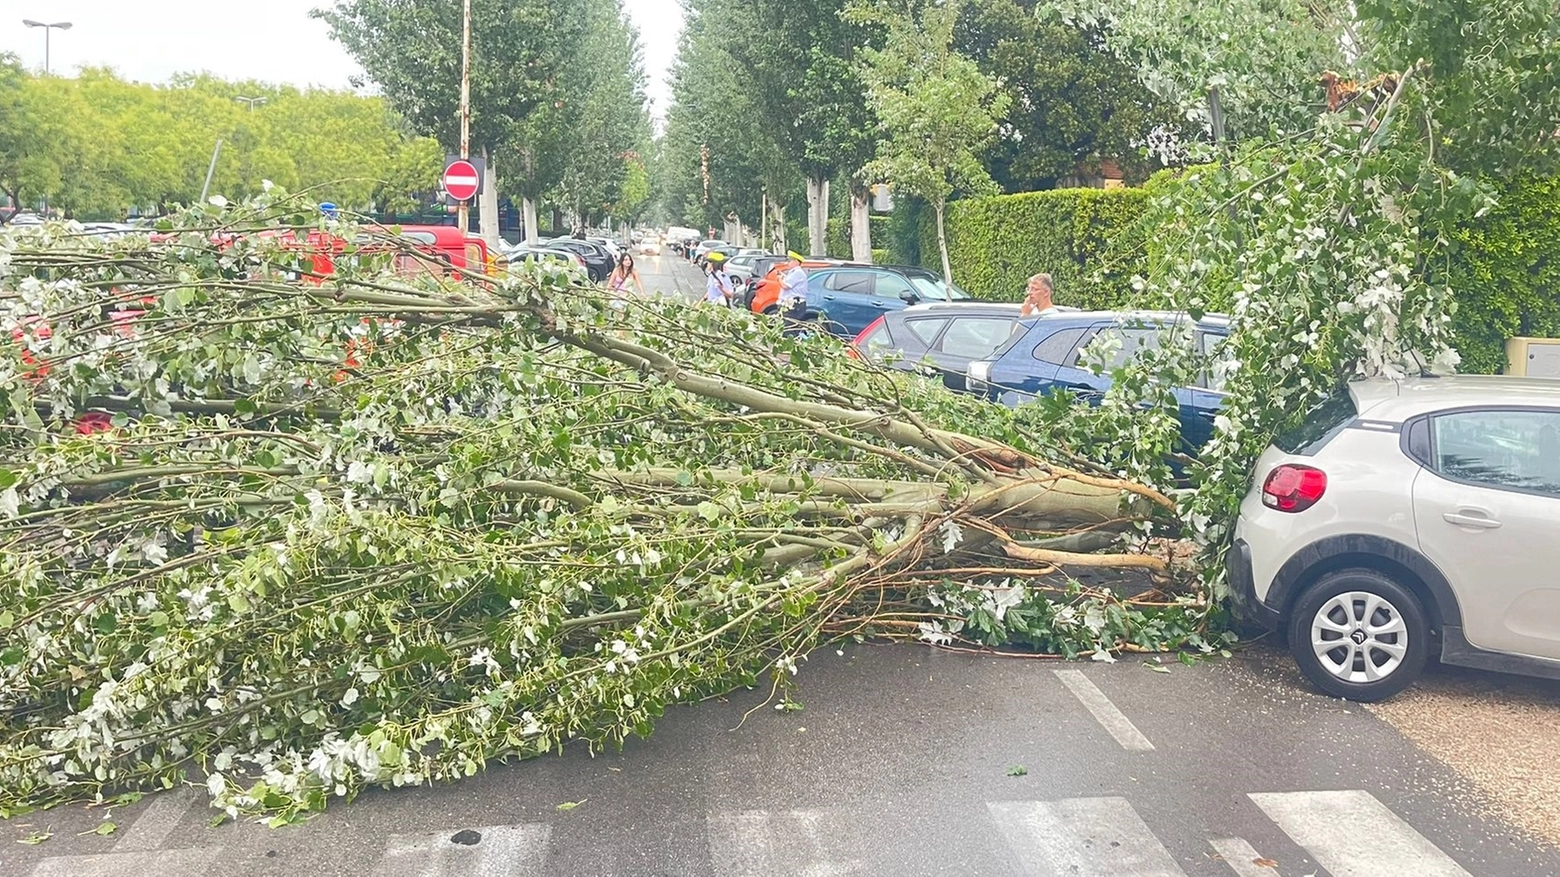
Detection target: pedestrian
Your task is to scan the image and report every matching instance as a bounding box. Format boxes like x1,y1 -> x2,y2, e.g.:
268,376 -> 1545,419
778,251 -> 810,321
1020,273 -> 1058,317
607,253 -> 645,296
704,252 -> 734,306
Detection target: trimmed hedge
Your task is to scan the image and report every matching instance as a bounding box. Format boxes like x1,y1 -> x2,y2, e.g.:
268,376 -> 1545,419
1439,176 -> 1560,375
920,187 -> 1149,308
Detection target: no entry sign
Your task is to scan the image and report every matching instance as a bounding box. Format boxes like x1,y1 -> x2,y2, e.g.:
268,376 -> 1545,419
442,159 -> 480,202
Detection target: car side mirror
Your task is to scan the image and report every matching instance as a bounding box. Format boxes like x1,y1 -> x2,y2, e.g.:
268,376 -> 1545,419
899,291 -> 919,304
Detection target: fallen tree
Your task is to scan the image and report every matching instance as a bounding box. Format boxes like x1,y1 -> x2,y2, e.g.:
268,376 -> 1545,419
0,212 -> 1213,821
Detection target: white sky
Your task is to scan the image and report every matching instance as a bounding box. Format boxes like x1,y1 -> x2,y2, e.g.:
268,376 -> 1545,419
0,0 -> 683,118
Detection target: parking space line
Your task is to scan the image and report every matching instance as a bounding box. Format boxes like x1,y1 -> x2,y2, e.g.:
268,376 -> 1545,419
112,788 -> 200,852
1250,790 -> 1472,877
987,797 -> 1186,877
1209,837 -> 1282,876
378,823 -> 552,877
1053,669 -> 1155,751
30,848 -> 219,877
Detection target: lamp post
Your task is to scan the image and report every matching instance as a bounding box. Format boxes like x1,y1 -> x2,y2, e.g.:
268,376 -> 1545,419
234,96 -> 268,112
21,20 -> 72,75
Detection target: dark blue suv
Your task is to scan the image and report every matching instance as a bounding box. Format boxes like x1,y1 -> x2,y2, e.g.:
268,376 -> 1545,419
966,310 -> 1231,447
800,265 -> 972,338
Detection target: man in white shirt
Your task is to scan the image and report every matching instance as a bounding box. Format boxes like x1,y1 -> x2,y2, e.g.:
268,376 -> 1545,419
779,251 -> 810,318
1020,272 -> 1058,317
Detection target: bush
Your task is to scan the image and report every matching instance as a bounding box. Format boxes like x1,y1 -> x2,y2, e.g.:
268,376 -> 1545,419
1438,176 -> 1560,374
921,187 -> 1150,306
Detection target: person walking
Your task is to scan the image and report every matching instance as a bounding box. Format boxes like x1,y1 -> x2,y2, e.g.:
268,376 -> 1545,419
704,251 -> 734,306
605,253 -> 645,311
1020,272 -> 1058,317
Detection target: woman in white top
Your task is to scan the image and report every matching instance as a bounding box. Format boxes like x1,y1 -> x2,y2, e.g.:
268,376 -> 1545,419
606,253 -> 645,298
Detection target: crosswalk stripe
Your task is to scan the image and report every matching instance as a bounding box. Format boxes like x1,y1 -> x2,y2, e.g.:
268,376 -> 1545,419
1209,837 -> 1282,876
1250,790 -> 1472,877
707,809 -> 867,876
988,797 -> 1186,877
377,823 -> 551,877
112,788 -> 201,852
29,848 -> 220,877
1053,669 -> 1155,751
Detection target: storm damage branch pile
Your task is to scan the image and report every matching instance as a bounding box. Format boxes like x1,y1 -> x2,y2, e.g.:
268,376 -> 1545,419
0,214 -> 1210,819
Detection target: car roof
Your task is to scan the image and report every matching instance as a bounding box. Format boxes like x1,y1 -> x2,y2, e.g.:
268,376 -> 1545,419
896,302 -> 1024,316
1350,375 -> 1560,419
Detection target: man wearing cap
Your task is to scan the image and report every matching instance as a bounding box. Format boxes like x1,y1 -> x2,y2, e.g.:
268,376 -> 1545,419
704,251 -> 734,305
778,251 -> 810,320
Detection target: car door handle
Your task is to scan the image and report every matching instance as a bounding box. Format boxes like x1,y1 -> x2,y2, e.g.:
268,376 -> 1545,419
1443,511 -> 1503,530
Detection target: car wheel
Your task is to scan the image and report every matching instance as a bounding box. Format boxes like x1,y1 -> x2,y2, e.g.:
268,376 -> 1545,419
761,305 -> 779,316
1287,568 -> 1429,702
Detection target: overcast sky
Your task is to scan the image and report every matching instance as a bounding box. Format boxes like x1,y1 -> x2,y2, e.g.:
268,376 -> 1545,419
0,0 -> 684,120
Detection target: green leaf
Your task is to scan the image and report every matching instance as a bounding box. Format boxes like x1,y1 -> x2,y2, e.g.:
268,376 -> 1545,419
1006,765 -> 1028,777
555,800 -> 584,811
1144,662 -> 1171,674
0,468 -> 16,490
17,832 -> 51,845
79,821 -> 118,836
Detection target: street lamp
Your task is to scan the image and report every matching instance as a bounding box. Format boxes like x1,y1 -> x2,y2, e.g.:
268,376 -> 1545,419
234,96 -> 268,111
21,20 -> 72,75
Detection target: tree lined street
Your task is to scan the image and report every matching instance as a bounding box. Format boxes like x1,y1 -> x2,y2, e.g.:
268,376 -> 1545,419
2,0 -> 1559,874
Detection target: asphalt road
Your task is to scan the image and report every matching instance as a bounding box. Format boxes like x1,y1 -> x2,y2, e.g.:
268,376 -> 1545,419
4,643 -> 1557,877
637,249 -> 706,303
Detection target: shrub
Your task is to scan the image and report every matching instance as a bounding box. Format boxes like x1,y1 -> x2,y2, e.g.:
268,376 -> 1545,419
921,187 -> 1149,306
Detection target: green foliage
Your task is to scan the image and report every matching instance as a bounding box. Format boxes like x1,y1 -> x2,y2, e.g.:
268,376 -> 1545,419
921,187 -> 1149,306
1440,177 -> 1560,375
955,0 -> 1175,191
826,216 -> 889,259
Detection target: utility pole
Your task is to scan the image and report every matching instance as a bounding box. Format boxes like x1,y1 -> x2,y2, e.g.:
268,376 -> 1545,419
199,140 -> 224,204
457,0 -> 472,234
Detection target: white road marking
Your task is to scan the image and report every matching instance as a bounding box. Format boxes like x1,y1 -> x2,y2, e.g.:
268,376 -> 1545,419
29,848 -> 219,877
988,797 -> 1186,877
1053,669 -> 1155,751
378,823 -> 551,877
1250,790 -> 1473,877
112,788 -> 201,852
1210,837 -> 1283,876
707,808 -> 868,876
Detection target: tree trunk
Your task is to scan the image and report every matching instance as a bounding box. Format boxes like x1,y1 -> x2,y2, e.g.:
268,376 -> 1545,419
479,149 -> 500,248
770,200 -> 787,253
934,200 -> 953,284
849,184 -> 872,263
551,206 -> 563,236
805,176 -> 829,258
522,196 -> 539,246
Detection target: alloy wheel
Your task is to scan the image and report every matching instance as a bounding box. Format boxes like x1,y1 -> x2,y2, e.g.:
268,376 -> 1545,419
1310,590 -> 1409,683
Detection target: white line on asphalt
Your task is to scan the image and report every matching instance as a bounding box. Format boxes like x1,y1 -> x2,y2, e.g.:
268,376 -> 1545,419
1209,837 -> 1282,877
1053,669 -> 1155,751
30,848 -> 219,877
378,823 -> 552,877
1250,790 -> 1473,877
707,809 -> 867,876
112,788 -> 200,852
988,797 -> 1187,877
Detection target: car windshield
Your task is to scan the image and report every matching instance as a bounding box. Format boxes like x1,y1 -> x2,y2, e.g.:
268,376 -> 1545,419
1274,389 -> 1358,455
907,274 -> 971,301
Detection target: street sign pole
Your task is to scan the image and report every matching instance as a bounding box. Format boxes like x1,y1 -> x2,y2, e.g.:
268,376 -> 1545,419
457,0 -> 472,233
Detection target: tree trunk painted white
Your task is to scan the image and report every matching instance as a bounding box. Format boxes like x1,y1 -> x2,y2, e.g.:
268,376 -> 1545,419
805,176 -> 829,257
849,185 -> 872,263
934,200 -> 953,284
478,149 -> 500,248
522,196 -> 539,246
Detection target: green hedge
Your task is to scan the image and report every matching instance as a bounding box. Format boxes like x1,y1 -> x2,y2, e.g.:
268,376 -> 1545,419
920,187 -> 1149,307
1439,176 -> 1560,375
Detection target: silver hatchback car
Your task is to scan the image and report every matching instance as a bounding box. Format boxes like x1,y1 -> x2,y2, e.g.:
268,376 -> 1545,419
1230,375 -> 1560,701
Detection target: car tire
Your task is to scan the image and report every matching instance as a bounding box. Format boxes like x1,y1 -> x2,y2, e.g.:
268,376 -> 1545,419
1287,568 -> 1429,702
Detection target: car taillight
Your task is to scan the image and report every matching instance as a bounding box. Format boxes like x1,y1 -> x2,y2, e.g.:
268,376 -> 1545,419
1261,464 -> 1327,512
850,316 -> 887,360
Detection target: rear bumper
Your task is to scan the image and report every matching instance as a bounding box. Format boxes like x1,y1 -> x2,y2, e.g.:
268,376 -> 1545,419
1227,537 -> 1282,633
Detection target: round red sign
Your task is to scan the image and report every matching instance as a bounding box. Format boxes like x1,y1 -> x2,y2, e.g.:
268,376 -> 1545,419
442,160 -> 480,202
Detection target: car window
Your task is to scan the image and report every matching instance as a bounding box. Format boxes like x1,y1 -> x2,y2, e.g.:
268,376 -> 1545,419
1274,389 -> 1357,455
857,317 -> 895,358
824,270 -> 875,295
940,317 -> 1020,359
1032,326 -> 1090,365
905,318 -> 948,346
906,275 -> 969,301
875,273 -> 917,299
1077,325 -> 1162,371
1197,330 -> 1232,391
1431,410 -> 1560,496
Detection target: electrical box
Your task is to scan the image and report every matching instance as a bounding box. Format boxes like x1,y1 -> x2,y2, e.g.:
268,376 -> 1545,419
1506,337 -> 1560,377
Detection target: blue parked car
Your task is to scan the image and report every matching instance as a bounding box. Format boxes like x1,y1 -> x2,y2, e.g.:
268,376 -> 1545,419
796,265 -> 973,338
966,310 -> 1231,448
